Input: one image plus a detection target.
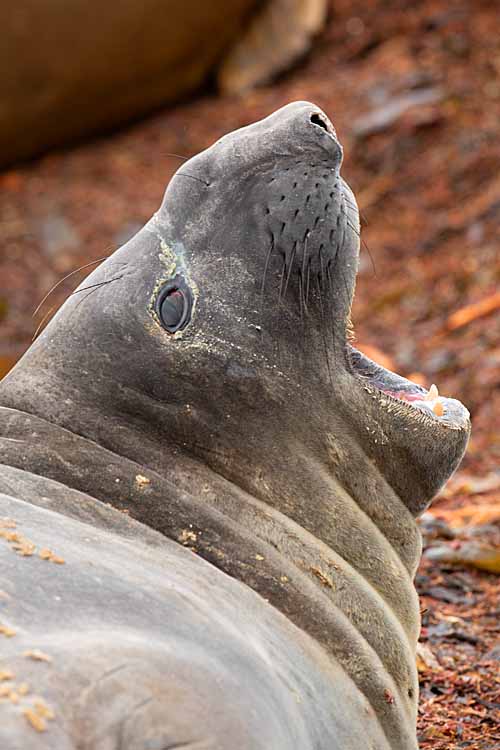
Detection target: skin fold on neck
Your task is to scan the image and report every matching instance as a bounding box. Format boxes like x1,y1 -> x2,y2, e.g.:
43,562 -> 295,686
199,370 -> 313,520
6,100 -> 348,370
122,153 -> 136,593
0,370 -> 422,747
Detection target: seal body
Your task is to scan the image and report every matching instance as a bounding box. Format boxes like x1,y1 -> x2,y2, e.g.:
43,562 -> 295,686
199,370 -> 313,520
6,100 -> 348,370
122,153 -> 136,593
0,465 -> 388,750
0,102 -> 470,748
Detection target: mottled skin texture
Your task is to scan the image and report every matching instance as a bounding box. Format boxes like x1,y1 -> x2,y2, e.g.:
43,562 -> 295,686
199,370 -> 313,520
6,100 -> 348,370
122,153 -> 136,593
0,102 -> 470,749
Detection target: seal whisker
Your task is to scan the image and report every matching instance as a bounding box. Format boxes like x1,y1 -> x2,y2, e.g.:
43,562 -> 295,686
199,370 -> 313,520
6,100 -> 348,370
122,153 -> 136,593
336,216 -> 345,269
360,237 -> 377,276
174,172 -> 210,187
341,270 -> 351,314
65,276 -> 125,324
344,219 -> 361,239
342,197 -> 358,212
330,239 -> 352,328
163,152 -> 190,161
326,260 -> 347,338
340,195 -> 368,262
260,234 -> 275,301
346,227 -> 361,248
301,232 -> 310,310
72,284 -> 105,317
306,255 -> 311,306
329,214 -> 350,314
277,256 -> 287,305
318,243 -> 325,292
282,241 -> 297,300
340,184 -> 366,225
326,264 -> 342,369
316,271 -> 334,386
328,228 -> 342,285
32,305 -> 55,342
343,215 -> 377,277
69,276 -> 124,298
345,203 -> 363,224
326,261 -> 334,295
33,256 -> 109,317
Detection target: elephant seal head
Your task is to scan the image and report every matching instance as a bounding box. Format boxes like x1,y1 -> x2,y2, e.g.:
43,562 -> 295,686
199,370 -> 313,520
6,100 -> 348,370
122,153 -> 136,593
6,101 -> 468,514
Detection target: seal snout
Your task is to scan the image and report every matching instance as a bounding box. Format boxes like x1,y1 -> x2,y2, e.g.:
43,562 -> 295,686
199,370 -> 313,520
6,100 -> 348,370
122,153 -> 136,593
240,101 -> 344,166
301,105 -> 343,167
285,102 -> 342,163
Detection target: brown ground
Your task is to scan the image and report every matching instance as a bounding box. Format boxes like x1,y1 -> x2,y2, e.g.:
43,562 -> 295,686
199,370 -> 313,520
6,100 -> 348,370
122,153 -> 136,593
0,0 -> 498,746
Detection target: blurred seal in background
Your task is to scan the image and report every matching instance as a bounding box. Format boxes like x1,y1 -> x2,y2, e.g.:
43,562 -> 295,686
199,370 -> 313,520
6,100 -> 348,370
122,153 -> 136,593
0,0 -> 327,167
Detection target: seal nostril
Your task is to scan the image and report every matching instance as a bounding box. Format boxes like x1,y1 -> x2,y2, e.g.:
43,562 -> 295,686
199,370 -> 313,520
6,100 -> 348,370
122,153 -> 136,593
310,113 -> 329,132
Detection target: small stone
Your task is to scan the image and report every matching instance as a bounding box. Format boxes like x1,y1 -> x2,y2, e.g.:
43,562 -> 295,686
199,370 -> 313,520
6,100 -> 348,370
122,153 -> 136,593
39,549 -> 65,564
0,519 -> 17,529
0,624 -> 16,637
34,698 -> 55,720
12,537 -> 36,556
23,708 -> 46,732
178,529 -> 197,545
0,530 -> 20,542
50,555 -> 66,565
23,649 -> 52,662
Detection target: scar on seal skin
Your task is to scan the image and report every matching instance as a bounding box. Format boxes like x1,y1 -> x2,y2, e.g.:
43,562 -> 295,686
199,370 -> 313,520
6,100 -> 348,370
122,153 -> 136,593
0,102 -> 470,750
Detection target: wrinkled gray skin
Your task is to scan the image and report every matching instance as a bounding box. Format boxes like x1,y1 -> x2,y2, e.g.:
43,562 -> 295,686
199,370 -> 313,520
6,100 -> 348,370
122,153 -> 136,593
0,102 -> 470,749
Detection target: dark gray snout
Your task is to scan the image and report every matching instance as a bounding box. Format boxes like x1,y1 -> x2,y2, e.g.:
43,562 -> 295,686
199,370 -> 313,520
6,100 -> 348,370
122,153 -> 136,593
269,101 -> 343,165
308,108 -> 343,165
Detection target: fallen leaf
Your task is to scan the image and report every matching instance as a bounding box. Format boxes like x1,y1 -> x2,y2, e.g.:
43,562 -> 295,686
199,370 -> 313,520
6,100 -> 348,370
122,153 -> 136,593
447,291 -> 500,331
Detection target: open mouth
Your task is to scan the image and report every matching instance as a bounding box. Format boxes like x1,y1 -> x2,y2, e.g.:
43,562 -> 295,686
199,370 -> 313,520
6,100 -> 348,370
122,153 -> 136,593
382,382 -> 445,416
347,345 -> 469,429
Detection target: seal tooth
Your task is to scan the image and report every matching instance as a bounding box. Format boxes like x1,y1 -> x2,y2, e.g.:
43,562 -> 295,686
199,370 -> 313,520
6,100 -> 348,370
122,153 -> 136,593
425,384 -> 439,401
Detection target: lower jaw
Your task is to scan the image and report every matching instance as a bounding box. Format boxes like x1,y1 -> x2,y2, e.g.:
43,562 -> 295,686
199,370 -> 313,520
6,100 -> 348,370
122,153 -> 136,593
346,345 -> 449,421
377,384 -> 445,417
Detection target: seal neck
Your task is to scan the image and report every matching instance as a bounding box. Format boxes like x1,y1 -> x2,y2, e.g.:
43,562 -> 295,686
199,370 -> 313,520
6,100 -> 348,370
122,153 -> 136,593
0,357 -> 421,625
0,345 -> 423,750
0,396 -> 420,749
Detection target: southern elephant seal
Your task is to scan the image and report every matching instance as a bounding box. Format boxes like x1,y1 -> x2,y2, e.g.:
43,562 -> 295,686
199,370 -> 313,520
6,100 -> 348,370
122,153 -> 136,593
0,102 -> 470,749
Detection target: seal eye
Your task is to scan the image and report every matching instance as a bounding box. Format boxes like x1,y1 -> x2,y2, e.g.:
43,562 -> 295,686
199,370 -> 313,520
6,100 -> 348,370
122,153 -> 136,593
156,278 -> 193,333
161,290 -> 184,329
